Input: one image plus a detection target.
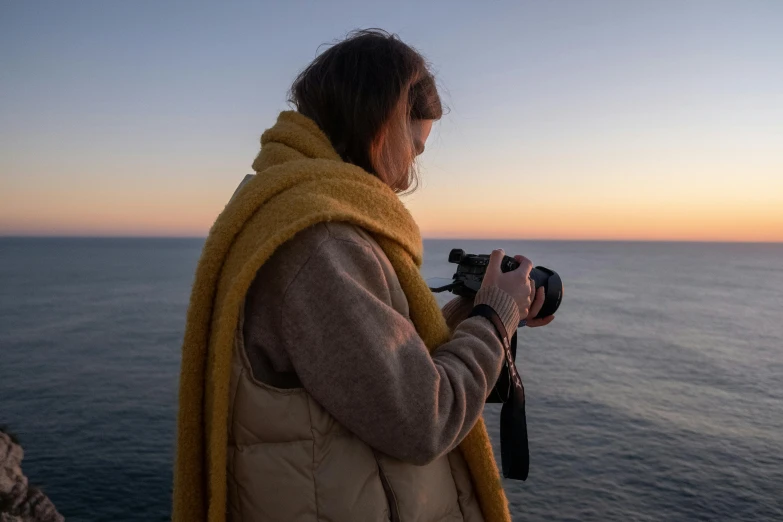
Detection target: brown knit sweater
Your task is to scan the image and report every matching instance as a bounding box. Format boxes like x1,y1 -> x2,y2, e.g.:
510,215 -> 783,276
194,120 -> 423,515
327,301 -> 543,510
242,221 -> 520,464
0,430 -> 63,522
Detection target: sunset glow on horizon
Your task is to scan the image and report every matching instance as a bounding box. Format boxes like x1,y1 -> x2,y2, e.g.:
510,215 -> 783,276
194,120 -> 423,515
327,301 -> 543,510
2,1 -> 781,242
3,188 -> 781,243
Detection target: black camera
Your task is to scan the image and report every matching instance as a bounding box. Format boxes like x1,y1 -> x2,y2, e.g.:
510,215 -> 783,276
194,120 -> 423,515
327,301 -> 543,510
428,248 -> 563,318
427,248 -> 563,480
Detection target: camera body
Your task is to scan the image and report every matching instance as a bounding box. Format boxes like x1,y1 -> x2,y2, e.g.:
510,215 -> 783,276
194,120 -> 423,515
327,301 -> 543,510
429,248 -> 563,319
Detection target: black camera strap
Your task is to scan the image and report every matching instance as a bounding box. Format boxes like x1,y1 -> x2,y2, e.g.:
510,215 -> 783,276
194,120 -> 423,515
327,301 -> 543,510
469,306 -> 530,481
496,331 -> 529,481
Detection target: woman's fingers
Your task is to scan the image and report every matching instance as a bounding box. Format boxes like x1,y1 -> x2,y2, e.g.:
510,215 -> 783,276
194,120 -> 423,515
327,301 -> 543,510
513,255 -> 533,278
526,286 -> 545,320
488,249 -> 505,275
527,315 -> 555,328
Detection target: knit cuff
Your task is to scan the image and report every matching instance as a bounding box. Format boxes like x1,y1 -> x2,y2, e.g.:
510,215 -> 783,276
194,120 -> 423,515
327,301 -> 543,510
441,296 -> 474,330
474,285 -> 521,339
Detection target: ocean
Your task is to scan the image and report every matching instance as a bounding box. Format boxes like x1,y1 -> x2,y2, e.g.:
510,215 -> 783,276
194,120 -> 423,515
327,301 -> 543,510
1,238 -> 781,521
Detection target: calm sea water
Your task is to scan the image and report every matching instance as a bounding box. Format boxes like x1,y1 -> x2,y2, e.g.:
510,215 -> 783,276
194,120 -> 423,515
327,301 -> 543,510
1,238 -> 782,521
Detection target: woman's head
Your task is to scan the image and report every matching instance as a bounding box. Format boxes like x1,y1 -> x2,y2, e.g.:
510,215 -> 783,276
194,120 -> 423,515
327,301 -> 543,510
290,29 -> 442,193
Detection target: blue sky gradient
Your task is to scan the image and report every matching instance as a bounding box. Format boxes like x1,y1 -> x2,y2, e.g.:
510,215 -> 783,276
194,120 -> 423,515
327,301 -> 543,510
2,1 -> 781,240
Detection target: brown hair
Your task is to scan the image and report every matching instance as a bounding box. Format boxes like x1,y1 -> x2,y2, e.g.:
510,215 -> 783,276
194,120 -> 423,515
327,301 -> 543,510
289,29 -> 443,193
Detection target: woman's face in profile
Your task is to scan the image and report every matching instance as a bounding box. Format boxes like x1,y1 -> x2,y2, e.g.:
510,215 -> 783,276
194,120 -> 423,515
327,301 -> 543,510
411,119 -> 433,157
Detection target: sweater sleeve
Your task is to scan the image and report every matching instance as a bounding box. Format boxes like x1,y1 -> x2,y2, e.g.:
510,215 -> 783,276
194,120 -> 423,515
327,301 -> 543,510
441,296 -> 474,331
278,236 -> 512,465
442,289 -> 520,338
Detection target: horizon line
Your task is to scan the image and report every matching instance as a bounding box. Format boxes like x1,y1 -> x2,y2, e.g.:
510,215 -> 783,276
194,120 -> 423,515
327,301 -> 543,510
1,234 -> 781,245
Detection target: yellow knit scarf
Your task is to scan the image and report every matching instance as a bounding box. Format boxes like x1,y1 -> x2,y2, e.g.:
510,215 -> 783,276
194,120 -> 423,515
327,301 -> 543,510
172,111 -> 510,522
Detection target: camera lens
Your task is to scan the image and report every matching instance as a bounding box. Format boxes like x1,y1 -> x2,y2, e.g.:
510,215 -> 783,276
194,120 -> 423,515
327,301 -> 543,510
529,267 -> 563,318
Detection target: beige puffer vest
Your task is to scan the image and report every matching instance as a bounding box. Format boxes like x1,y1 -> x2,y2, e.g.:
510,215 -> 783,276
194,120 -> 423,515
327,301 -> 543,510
225,232 -> 485,522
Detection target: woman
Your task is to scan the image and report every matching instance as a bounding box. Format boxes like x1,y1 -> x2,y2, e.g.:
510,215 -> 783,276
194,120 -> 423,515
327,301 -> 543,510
173,29 -> 554,522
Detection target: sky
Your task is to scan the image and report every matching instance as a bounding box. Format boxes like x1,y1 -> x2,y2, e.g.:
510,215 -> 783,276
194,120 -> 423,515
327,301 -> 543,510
1,0 -> 781,241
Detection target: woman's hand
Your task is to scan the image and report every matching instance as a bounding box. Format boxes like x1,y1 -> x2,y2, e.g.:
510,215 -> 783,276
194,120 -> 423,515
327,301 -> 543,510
482,249 -> 555,328
481,249 -> 536,318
